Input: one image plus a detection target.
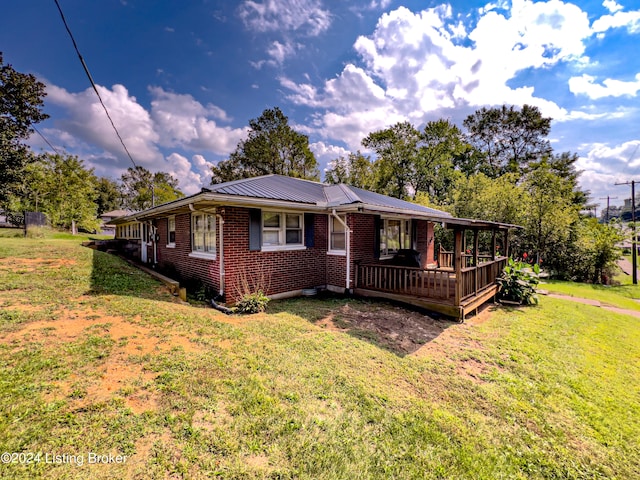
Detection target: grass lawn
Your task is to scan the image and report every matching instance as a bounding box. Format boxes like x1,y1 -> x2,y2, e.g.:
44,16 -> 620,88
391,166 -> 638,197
1,234 -> 639,479
540,256 -> 640,311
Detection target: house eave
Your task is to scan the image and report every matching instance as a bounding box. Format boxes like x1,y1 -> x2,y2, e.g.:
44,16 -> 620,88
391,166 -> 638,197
107,192 -> 328,224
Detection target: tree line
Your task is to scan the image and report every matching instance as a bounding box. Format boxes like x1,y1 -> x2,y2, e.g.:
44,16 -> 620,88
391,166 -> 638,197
213,105 -> 622,284
1,50 -> 621,282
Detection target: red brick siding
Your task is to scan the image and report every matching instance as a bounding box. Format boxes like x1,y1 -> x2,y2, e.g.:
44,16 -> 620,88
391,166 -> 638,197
151,208 -> 436,301
222,207 -> 327,303
415,220 -> 435,268
155,214 -> 221,292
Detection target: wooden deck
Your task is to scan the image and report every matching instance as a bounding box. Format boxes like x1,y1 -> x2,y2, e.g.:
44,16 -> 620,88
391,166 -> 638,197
354,257 -> 507,320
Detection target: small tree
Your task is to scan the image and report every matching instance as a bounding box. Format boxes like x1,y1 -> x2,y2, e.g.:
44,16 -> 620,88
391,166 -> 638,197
211,107 -> 319,183
571,218 -> 623,284
21,153 -> 100,232
325,151 -> 374,189
120,166 -> 183,211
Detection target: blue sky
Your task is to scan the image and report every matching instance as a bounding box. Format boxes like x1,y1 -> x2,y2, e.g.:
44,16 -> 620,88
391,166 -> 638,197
2,0 -> 639,209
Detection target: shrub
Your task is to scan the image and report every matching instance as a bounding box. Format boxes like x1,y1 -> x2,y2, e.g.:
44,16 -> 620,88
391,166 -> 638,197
497,258 -> 540,305
235,291 -> 269,314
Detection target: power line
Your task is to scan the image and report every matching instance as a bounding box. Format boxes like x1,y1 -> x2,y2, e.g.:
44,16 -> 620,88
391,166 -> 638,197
52,0 -> 138,170
32,126 -> 62,156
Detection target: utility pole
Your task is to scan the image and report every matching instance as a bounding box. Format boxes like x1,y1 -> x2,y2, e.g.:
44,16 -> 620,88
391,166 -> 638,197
615,181 -> 637,284
599,196 -> 618,223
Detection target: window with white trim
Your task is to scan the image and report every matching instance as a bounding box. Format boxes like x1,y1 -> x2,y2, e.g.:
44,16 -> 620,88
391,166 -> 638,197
191,213 -> 216,255
167,216 -> 176,245
262,212 -> 304,248
329,215 -> 346,252
380,218 -> 411,257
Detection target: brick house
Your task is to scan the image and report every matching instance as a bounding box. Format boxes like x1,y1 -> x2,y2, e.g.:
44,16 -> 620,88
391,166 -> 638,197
109,175 -> 515,319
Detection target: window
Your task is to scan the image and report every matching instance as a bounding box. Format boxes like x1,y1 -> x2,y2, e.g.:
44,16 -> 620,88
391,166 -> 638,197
380,218 -> 411,257
191,213 -> 216,256
329,215 -> 346,252
167,216 -> 176,245
262,212 -> 304,249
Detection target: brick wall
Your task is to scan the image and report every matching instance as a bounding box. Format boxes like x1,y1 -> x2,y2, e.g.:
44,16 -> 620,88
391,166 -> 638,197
151,207 -> 436,302
155,214 -> 221,292
416,220 -> 435,268
222,206 -> 327,302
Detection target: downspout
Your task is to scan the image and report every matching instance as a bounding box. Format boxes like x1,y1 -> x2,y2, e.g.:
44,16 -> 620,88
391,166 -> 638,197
332,209 -> 351,292
216,213 -> 225,298
149,221 -> 157,265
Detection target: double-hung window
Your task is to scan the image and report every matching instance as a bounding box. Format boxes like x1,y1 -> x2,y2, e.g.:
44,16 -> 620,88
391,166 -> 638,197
191,213 -> 216,258
167,216 -> 176,246
329,215 -> 346,253
262,212 -> 304,250
380,218 -> 411,258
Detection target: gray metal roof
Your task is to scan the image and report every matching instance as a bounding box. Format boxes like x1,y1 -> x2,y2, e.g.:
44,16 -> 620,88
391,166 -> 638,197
207,174 -> 451,217
349,186 -> 452,217
209,175 -> 326,204
109,174 -> 518,229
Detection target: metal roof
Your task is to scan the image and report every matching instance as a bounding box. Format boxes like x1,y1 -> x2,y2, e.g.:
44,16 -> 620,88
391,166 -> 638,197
349,186 -> 452,217
208,174 -> 326,204
108,175 -> 517,230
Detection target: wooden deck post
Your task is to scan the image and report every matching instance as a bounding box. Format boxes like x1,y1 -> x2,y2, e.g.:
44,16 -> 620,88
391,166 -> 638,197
492,229 -> 497,261
454,228 -> 463,307
504,230 -> 510,258
473,229 -> 479,296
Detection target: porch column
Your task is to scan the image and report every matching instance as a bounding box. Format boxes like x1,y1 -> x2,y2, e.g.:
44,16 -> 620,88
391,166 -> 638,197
454,228 -> 463,307
491,229 -> 497,260
504,230 -> 510,258
473,229 -> 479,296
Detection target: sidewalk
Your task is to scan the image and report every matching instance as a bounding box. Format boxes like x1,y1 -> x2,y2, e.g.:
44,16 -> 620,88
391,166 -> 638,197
617,257 -> 640,279
547,293 -> 640,319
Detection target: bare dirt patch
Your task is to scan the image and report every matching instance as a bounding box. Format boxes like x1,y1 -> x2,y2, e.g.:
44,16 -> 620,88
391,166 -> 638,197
0,257 -> 77,272
2,306 -> 203,414
317,303 -> 455,355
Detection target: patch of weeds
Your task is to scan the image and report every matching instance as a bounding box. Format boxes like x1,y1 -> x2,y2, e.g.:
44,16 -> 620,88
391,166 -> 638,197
66,335 -> 115,363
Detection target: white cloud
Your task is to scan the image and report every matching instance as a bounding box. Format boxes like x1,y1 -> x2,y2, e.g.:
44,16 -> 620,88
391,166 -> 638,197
45,82 -> 246,194
575,140 -> 640,207
602,0 -> 623,13
569,73 -> 640,99
238,0 -> 331,36
267,40 -> 298,65
310,141 -> 350,172
165,153 -> 209,195
592,8 -> 640,33
283,1 -> 601,147
46,83 -> 162,166
149,87 -> 246,154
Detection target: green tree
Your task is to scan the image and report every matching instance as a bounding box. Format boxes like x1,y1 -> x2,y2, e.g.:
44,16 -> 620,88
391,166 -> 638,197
452,173 -> 526,225
0,52 -> 49,205
414,119 -> 467,205
362,121 -> 420,199
463,104 -> 552,178
120,166 -> 184,211
325,151 -> 374,189
211,107 -> 318,183
21,153 -> 100,232
519,158 -> 580,268
94,177 -> 122,215
571,218 -> 623,283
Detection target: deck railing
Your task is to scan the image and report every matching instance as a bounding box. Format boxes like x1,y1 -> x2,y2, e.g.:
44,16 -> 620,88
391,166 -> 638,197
355,257 -> 507,306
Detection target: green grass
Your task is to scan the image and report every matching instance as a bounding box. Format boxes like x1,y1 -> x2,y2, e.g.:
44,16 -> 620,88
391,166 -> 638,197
539,257 -> 640,311
0,236 -> 639,478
